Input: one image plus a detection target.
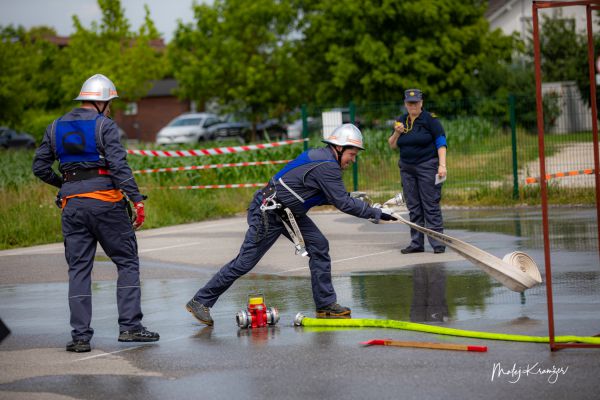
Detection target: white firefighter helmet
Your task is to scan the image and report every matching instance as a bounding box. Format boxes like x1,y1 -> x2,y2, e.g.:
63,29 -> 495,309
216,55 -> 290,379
322,123 -> 365,150
74,74 -> 119,102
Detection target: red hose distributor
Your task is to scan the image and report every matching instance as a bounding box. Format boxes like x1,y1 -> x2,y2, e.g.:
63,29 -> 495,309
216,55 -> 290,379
236,293 -> 279,328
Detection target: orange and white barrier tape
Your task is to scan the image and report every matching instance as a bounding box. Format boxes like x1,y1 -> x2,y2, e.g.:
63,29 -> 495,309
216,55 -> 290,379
151,183 -> 267,190
133,159 -> 291,175
127,138 -> 307,157
525,168 -> 595,184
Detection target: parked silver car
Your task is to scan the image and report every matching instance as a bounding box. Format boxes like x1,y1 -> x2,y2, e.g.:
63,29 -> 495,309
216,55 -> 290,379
155,113 -> 221,145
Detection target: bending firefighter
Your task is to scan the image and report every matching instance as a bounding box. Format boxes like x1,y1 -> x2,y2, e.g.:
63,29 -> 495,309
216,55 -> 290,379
186,124 -> 397,325
32,74 -> 159,353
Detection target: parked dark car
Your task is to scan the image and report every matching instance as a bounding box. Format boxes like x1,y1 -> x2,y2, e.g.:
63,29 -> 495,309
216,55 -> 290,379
207,115 -> 251,141
208,115 -> 287,142
256,119 -> 287,141
0,127 -> 36,149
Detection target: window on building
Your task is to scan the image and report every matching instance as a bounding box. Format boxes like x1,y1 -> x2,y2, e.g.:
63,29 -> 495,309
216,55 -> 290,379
124,102 -> 138,116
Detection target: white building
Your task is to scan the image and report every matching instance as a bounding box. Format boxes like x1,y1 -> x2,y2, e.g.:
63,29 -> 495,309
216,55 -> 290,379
486,0 -> 599,40
486,0 -> 597,133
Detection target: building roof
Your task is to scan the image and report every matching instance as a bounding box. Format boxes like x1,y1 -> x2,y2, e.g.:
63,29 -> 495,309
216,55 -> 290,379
43,35 -> 70,47
40,35 -> 166,50
146,79 -> 179,97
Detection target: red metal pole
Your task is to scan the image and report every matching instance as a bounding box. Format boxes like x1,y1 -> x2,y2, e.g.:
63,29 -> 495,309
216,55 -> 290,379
532,1 -> 556,351
535,0 -> 600,8
586,4 -> 600,257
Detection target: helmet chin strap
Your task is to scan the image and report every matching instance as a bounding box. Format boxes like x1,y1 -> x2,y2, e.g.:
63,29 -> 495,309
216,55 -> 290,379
92,101 -> 110,115
332,145 -> 347,167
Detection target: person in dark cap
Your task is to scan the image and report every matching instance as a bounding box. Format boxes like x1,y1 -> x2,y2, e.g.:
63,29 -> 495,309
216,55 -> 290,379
388,89 -> 447,254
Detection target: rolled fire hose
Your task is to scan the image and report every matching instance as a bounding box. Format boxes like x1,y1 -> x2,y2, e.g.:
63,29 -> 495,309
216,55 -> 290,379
380,194 -> 542,293
392,211 -> 542,292
293,314 -> 600,345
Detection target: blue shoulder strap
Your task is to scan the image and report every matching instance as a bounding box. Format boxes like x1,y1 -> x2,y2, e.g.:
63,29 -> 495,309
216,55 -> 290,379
274,150 -> 336,180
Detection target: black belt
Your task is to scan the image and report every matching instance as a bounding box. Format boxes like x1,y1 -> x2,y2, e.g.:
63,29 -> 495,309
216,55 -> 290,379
63,168 -> 111,182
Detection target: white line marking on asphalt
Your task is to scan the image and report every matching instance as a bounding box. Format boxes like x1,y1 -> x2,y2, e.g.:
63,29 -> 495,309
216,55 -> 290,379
138,241 -> 206,254
0,220 -> 242,257
74,335 -> 189,362
0,246 -> 64,256
139,220 -> 241,238
138,219 -> 239,239
276,249 -> 396,275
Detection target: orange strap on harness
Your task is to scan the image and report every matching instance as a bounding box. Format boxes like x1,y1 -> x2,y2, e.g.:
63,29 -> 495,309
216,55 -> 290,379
61,189 -> 124,209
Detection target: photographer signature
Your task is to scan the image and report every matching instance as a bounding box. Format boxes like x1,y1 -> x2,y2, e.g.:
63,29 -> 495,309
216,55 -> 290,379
491,362 -> 568,384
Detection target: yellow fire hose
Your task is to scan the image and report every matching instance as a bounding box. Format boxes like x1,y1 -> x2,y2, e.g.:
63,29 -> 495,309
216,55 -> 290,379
293,314 -> 600,345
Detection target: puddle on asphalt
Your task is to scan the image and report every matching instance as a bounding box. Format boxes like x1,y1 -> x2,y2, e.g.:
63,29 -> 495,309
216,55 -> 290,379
444,207 -> 599,252
224,208 -> 600,334
220,260 -> 600,336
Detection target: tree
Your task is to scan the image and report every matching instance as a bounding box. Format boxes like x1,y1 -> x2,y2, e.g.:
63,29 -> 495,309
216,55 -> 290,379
534,14 -> 586,83
0,25 -> 60,127
299,0 -> 514,104
0,0 -> 167,138
572,14 -> 600,108
169,0 -> 308,140
169,0 -> 517,128
62,0 -> 167,106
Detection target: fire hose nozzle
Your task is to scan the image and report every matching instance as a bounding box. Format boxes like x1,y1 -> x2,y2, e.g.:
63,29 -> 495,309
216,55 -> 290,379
295,245 -> 308,257
293,312 -> 305,326
383,193 -> 405,207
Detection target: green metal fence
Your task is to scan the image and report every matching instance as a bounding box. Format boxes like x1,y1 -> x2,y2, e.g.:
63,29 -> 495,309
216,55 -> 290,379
301,94 -> 597,205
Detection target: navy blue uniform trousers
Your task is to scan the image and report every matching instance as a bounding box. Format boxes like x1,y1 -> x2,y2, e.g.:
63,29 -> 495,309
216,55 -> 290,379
61,197 -> 143,340
193,192 -> 336,309
400,158 -> 444,249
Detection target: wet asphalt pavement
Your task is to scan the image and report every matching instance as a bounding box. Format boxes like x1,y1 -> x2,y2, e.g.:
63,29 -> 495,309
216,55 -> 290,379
1,207 -> 599,400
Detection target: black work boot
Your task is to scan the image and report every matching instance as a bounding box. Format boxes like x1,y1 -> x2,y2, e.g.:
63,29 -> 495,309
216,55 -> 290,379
118,326 -> 160,342
66,339 -> 91,353
316,303 -> 352,317
186,298 -> 214,326
401,246 -> 424,254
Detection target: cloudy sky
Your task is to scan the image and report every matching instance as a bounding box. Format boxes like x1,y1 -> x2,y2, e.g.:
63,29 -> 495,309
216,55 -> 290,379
0,0 -> 208,42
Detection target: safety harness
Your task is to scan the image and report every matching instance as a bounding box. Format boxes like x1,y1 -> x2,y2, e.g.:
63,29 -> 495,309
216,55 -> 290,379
259,184 -> 308,257
257,150 -> 337,257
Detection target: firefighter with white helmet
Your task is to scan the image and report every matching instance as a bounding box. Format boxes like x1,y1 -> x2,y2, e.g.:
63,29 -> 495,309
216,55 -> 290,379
74,74 -> 119,111
33,74 -> 159,352
322,123 -> 365,149
186,123 -> 397,325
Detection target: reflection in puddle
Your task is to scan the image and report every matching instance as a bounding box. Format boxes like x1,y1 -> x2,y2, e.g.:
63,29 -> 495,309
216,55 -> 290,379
444,208 -> 598,252
351,266 -> 494,322
410,266 -> 448,323
349,264 -> 600,332
237,326 -> 281,346
225,258 -> 599,334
